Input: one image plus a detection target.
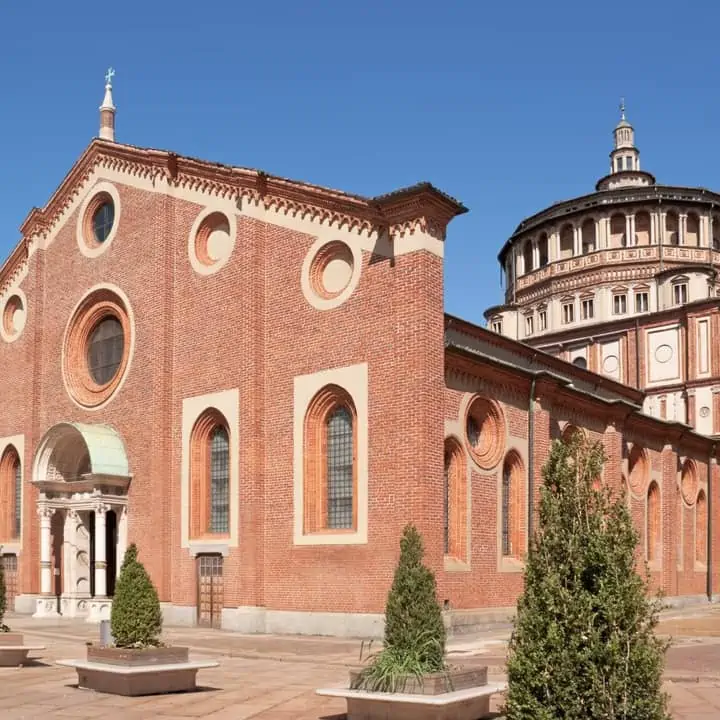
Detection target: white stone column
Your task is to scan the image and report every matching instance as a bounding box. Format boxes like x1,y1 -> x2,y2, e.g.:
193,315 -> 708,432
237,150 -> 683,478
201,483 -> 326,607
33,504 -> 59,618
63,510 -> 78,612
116,506 -> 128,575
659,212 -> 666,245
39,506 -> 54,595
550,230 -> 559,261
625,215 -> 632,247
94,505 -> 108,598
604,217 -> 611,249
680,214 -> 687,246
572,226 -> 580,256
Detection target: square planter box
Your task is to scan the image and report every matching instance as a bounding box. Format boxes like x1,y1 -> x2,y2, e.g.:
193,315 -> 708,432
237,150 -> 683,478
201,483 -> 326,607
318,664 -> 506,720
57,644 -> 218,696
0,632 -> 45,667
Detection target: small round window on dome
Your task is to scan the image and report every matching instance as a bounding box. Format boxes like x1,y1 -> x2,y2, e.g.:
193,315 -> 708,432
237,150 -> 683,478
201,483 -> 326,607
92,200 -> 115,244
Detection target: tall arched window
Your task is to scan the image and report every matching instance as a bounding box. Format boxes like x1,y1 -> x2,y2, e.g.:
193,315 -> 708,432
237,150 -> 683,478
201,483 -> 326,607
190,410 -> 230,538
610,214 -> 626,248
538,233 -> 549,267
686,213 -> 700,247
443,439 -> 467,561
0,446 -> 21,542
559,225 -> 574,259
635,211 -> 651,245
696,490 -> 707,565
646,482 -> 661,563
304,385 -> 357,533
522,241 -> 533,275
665,211 -> 679,245
501,452 -> 524,559
581,218 -> 596,254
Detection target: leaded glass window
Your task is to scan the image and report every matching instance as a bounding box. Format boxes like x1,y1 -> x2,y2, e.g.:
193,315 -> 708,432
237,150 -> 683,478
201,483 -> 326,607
327,407 -> 353,529
209,427 -> 229,534
87,317 -> 124,385
467,417 -> 480,448
93,201 -> 115,243
14,459 -> 20,538
502,464 -> 511,556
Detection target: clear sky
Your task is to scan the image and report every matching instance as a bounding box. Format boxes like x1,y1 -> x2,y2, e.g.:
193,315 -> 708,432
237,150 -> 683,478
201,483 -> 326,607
1,0 -> 719,325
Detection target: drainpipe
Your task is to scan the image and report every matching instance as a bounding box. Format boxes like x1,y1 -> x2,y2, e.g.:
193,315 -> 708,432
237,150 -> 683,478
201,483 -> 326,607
527,375 -> 537,541
708,443 -> 716,602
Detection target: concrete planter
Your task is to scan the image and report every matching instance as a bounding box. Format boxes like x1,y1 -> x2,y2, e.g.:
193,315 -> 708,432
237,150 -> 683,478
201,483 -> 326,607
0,632 -> 45,667
318,664 -> 506,720
57,644 -> 218,696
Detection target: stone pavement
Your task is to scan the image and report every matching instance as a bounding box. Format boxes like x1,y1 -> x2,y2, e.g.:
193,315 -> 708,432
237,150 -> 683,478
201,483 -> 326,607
1,609 -> 720,718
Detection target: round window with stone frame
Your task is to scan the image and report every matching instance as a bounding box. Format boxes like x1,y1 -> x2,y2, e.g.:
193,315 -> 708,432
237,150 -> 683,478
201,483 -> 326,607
64,289 -> 131,408
465,395 -> 505,470
83,192 -> 116,248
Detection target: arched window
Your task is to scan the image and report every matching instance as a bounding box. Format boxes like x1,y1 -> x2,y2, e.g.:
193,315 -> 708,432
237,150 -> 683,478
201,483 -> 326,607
0,446 -> 21,542
559,225 -> 574,259
190,410 -> 230,538
561,424 -> 583,444
501,452 -> 524,559
522,241 -> 533,275
538,233 -> 549,267
610,214 -> 626,248
646,482 -> 661,563
581,219 -> 596,254
686,213 -> 700,247
443,439 -> 467,560
635,211 -> 651,245
696,490 -> 707,565
304,385 -> 357,533
712,214 -> 720,250
665,211 -> 679,245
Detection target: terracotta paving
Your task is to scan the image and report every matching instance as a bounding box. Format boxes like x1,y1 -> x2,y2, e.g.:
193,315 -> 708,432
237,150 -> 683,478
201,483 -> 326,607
1,610 -> 720,718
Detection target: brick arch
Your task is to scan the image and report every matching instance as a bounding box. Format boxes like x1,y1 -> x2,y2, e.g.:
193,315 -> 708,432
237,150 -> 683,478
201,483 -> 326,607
443,437 -> 467,561
680,459 -> 699,506
190,408 -> 230,539
303,385 -> 357,534
696,489 -> 707,564
628,445 -> 649,496
561,423 -> 585,444
0,445 -> 21,542
501,451 -> 525,560
646,481 -> 661,563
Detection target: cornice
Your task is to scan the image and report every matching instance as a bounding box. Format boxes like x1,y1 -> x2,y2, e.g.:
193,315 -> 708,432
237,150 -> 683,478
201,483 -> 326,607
2,140 -> 467,298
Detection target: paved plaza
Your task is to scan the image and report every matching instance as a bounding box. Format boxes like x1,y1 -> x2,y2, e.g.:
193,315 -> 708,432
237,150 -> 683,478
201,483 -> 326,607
2,609 -> 720,718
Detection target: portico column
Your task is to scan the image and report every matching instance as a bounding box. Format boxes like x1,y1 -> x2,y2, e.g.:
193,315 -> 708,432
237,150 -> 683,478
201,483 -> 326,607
94,504 -> 108,598
38,505 -> 55,596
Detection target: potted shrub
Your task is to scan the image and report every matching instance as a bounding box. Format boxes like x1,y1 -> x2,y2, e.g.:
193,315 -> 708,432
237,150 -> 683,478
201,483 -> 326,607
318,524 -> 504,719
0,551 -> 45,666
58,543 -> 217,695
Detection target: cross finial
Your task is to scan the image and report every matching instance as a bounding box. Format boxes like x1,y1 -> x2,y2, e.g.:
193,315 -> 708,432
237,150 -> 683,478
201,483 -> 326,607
105,67 -> 115,87
620,97 -> 626,120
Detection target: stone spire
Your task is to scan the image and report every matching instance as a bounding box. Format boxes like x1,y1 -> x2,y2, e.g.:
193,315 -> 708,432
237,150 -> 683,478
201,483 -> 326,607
596,99 -> 655,191
99,68 -> 116,142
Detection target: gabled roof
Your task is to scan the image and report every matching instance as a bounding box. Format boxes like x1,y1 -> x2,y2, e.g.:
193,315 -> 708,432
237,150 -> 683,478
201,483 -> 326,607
1,139 -> 467,294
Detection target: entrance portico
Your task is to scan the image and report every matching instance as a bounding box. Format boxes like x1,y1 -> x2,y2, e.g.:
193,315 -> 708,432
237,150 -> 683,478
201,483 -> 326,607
31,423 -> 130,622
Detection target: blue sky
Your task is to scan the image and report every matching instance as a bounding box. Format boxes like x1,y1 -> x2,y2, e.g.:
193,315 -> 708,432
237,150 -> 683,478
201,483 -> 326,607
1,0 -> 719,324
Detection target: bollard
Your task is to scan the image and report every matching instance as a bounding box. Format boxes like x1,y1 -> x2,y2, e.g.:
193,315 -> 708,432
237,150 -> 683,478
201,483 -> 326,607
99,619 -> 114,647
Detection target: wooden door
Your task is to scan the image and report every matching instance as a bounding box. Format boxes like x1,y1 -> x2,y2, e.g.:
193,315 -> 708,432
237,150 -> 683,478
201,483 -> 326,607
1,554 -> 18,609
196,554 -> 223,628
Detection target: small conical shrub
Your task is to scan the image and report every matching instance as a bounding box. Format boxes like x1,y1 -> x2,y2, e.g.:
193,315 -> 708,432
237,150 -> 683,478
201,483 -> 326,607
506,433 -> 670,719
110,544 -> 162,648
0,555 -> 8,632
354,524 -> 446,691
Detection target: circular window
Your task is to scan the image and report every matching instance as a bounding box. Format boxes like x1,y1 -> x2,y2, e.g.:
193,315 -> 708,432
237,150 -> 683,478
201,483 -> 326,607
195,212 -> 232,267
681,461 -> 698,506
83,193 -> 115,248
63,288 -> 132,408
2,294 -> 26,341
92,200 -> 115,244
465,396 -> 505,469
310,241 -> 354,299
627,445 -> 648,496
189,209 -> 236,275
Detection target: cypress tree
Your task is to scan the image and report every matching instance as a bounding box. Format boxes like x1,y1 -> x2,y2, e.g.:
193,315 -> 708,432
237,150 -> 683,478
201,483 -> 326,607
354,524 -> 446,691
506,434 -> 670,719
110,544 -> 163,648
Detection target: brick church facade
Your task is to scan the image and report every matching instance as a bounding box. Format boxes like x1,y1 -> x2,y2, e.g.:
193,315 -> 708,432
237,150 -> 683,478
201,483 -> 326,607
0,79 -> 717,636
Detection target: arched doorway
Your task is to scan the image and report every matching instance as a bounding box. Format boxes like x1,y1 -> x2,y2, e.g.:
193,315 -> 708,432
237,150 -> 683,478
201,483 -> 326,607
31,422 -> 130,621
